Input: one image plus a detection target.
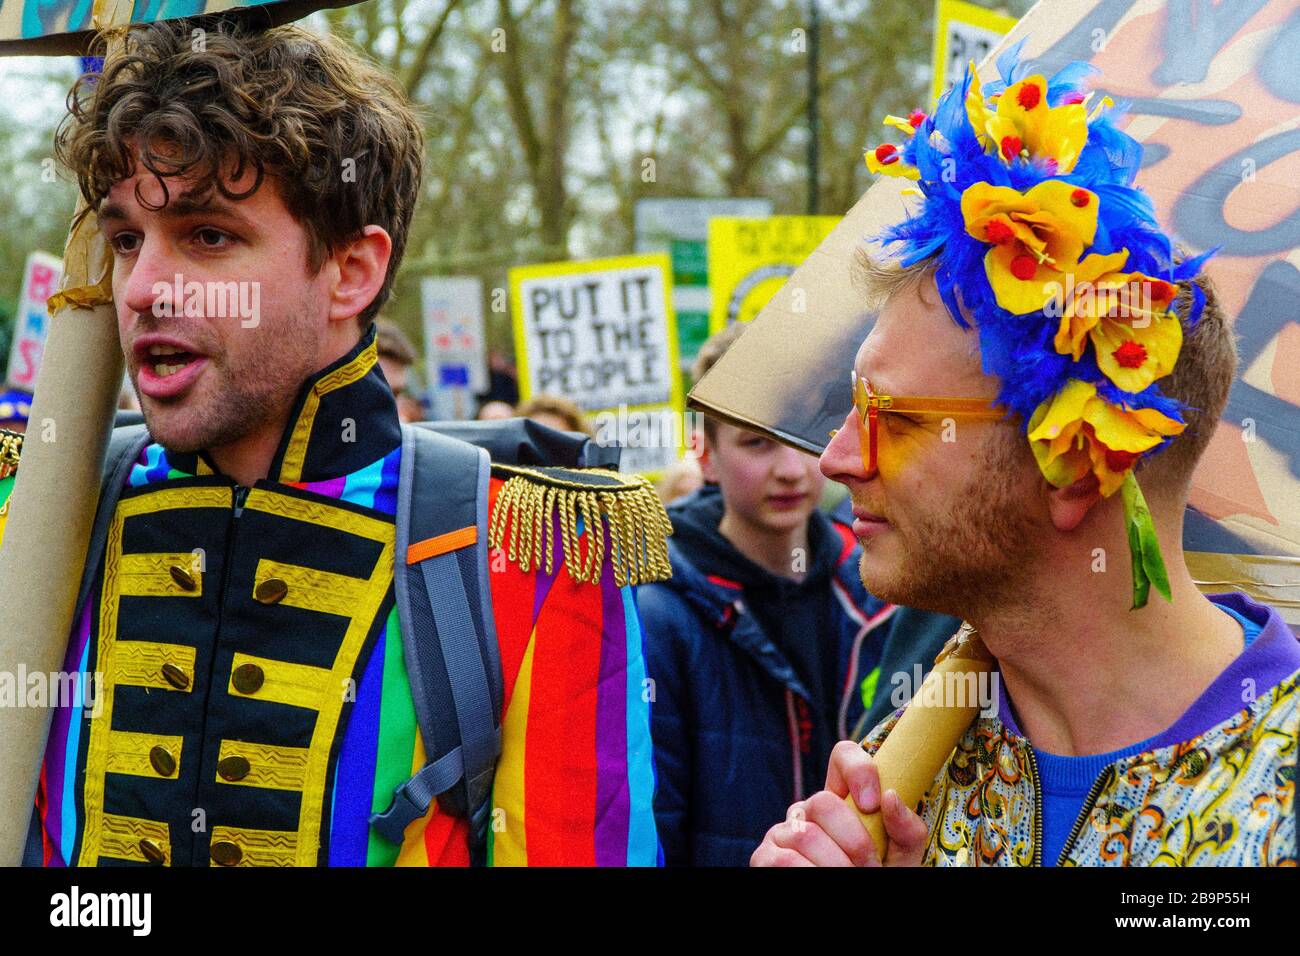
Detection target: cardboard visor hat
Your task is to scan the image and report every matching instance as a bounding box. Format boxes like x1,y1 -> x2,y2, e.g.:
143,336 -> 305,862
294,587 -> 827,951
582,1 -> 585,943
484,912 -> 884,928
689,0 -> 1300,623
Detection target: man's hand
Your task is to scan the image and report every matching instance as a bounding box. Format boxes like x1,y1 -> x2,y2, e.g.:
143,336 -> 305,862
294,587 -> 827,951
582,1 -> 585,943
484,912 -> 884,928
750,740 -> 929,867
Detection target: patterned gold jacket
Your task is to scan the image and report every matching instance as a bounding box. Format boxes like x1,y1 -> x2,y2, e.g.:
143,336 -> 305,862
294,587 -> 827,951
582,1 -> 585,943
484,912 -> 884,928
863,597 -> 1298,867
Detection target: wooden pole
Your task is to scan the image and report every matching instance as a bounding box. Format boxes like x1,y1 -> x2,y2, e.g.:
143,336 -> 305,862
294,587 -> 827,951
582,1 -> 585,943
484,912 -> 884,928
0,1 -> 132,865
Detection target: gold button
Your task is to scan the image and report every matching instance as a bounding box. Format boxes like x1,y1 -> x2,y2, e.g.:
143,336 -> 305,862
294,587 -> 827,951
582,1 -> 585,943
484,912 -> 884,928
149,746 -> 177,777
231,662 -> 265,695
210,840 -> 242,866
169,564 -> 197,591
161,662 -> 190,690
254,578 -> 288,605
217,755 -> 251,782
139,838 -> 166,865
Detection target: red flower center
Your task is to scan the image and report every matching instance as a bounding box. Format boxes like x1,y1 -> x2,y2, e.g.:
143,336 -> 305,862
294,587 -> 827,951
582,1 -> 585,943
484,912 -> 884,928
908,110 -> 926,128
1000,135 -> 1023,160
1148,279 -> 1176,303
1070,188 -> 1091,207
1104,448 -> 1140,473
1113,340 -> 1148,369
874,143 -> 899,165
1010,254 -> 1038,281
1017,84 -> 1042,109
984,220 -> 1014,244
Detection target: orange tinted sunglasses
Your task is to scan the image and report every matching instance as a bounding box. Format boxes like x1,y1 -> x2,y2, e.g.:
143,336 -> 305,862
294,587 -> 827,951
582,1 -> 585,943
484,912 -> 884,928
840,370 -> 1003,473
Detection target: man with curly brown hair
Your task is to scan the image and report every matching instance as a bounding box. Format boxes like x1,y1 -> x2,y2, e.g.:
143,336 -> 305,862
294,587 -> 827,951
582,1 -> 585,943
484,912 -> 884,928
17,17 -> 666,868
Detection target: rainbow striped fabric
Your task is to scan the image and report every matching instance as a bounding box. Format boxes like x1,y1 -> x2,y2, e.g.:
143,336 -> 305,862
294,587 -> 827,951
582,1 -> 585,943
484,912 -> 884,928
34,441 -> 660,866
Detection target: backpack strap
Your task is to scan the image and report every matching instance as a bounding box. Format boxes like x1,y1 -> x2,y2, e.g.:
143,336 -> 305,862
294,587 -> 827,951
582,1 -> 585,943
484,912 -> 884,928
370,424 -> 502,863
72,424 -> 152,631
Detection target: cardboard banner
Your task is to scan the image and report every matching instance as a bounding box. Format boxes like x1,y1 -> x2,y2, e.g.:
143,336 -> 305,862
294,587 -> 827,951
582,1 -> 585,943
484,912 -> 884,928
0,0 -> 362,54
421,276 -> 486,420
688,0 -> 1300,622
509,254 -> 683,474
931,0 -> 1018,103
634,198 -> 773,371
707,215 -> 840,333
4,251 -> 63,391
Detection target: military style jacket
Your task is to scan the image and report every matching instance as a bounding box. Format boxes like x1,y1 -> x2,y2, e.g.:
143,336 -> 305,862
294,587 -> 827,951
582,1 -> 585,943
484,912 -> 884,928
6,330 -> 665,867
862,596 -> 1298,866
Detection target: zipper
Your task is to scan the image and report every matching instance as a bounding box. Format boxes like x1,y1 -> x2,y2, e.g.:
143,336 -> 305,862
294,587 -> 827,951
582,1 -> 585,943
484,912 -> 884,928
784,689 -> 804,802
1055,766 -> 1112,866
189,482 -> 246,865
1024,745 -> 1044,867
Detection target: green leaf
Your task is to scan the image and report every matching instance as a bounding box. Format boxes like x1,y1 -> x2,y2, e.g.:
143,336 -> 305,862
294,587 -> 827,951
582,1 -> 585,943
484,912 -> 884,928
1121,471 -> 1172,609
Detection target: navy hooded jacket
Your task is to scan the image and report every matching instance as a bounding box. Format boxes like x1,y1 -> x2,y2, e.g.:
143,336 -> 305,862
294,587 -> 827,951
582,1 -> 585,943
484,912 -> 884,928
639,487 -> 898,866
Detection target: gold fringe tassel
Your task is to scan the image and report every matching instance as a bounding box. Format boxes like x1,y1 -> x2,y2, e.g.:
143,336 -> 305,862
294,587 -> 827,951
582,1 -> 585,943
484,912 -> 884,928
0,429 -> 22,480
488,468 -> 673,587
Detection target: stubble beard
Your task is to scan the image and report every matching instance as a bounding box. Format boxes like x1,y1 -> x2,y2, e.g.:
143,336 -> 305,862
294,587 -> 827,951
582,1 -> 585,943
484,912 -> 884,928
136,305 -> 318,458
857,430 -> 1042,619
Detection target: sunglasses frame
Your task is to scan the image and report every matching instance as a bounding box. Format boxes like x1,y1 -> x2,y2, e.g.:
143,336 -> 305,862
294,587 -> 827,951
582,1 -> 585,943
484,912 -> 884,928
847,369 -> 1004,473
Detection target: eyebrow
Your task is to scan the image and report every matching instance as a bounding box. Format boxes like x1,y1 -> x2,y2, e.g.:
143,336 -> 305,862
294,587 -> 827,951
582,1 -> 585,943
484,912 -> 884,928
97,192 -> 256,228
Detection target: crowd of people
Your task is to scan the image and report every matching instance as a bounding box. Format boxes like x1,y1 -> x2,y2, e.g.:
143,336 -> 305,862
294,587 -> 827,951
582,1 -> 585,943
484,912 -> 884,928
0,13 -> 1293,871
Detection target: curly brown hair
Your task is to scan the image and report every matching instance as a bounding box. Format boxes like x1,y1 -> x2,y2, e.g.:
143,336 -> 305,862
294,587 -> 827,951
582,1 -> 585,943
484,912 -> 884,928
55,17 -> 425,326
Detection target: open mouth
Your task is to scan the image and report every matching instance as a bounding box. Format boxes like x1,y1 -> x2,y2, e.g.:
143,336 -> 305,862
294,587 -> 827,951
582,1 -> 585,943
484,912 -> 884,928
135,342 -> 208,399
147,345 -> 198,377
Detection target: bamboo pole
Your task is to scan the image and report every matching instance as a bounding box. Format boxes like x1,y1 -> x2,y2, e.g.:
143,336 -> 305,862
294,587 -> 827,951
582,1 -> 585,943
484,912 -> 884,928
0,2 -> 132,865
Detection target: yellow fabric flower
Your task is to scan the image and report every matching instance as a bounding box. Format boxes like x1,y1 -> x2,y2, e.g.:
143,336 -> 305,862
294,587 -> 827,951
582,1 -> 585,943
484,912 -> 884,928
1053,262 -> 1183,393
965,69 -> 1089,172
864,143 -> 920,179
961,179 -> 1099,315
1027,379 -> 1185,497
864,111 -> 926,180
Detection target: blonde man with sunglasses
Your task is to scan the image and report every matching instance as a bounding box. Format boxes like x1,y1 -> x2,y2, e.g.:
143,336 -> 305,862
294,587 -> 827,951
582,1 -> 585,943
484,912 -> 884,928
753,53 -> 1296,867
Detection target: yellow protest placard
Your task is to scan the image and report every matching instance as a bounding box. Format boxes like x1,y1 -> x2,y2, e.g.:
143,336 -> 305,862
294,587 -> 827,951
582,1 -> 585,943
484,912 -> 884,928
932,0 -> 1017,103
707,216 -> 840,334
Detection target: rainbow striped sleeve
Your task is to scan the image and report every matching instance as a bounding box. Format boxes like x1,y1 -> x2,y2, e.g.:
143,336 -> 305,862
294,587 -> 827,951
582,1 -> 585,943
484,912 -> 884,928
486,475 -> 659,866
329,471 -> 659,866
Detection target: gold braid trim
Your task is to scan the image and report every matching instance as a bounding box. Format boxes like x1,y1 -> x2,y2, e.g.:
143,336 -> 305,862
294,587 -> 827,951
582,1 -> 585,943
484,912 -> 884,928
0,428 -> 22,480
488,464 -> 673,587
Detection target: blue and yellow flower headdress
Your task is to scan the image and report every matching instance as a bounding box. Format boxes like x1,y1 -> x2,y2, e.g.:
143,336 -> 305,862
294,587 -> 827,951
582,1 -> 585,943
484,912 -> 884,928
864,42 -> 1213,608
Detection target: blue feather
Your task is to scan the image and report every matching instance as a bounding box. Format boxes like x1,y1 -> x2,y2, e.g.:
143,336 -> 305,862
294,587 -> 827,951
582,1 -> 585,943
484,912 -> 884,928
996,38 -> 1029,86
863,48 -> 1211,459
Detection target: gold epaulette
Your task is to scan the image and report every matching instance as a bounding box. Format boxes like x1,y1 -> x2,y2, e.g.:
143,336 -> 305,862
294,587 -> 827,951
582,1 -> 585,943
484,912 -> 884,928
488,463 -> 673,587
0,428 -> 21,481
0,429 -> 21,535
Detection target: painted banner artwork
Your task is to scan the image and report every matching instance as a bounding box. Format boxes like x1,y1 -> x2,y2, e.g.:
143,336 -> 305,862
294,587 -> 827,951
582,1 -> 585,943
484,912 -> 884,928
689,0 -> 1300,620
0,0 -> 359,54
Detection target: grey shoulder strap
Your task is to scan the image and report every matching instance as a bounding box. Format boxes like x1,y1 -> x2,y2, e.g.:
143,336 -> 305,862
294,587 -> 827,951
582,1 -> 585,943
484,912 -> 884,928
71,424 -> 152,626
369,424 -> 502,863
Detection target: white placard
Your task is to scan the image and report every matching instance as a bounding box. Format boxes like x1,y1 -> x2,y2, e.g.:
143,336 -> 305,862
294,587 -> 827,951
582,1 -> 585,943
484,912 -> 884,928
5,251 -> 63,389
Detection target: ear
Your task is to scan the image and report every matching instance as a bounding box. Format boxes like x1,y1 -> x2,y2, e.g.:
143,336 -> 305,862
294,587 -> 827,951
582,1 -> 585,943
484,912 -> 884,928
696,433 -> 717,484
326,225 -> 392,324
1045,472 -> 1103,532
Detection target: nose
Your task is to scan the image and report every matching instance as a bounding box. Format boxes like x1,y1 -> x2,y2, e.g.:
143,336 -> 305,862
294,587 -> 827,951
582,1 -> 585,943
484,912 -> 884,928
771,442 -> 812,482
820,409 -> 875,485
118,237 -> 176,322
